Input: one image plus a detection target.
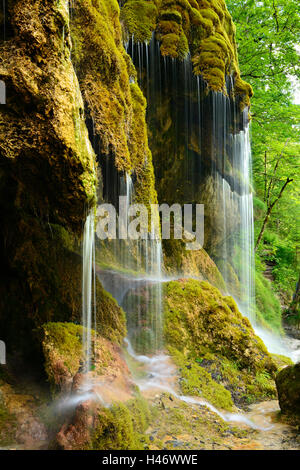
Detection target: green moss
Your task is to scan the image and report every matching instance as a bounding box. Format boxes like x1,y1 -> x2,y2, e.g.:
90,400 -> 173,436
129,82 -> 158,208
121,0 -> 158,43
91,395 -> 151,450
160,32 -> 189,59
121,0 -> 252,102
160,9 -> 183,24
163,238 -> 226,291
164,279 -> 277,406
71,0 -> 132,172
41,321 -> 122,394
271,354 -> 293,370
164,279 -> 275,372
234,76 -> 253,109
96,281 -> 127,345
41,322 -> 85,389
215,260 -> 240,298
171,348 -> 233,410
71,0 -> 158,209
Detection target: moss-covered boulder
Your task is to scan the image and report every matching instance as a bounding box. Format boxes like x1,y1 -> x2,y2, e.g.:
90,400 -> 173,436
276,363 -> 300,422
41,322 -> 128,396
56,393 -> 151,450
164,279 -> 277,407
90,395 -> 151,450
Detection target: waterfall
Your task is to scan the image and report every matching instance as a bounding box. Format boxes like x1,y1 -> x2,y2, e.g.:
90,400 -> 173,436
125,230 -> 164,354
96,169 -> 164,355
217,124 -> 255,322
82,209 -> 96,373
235,125 -> 255,322
128,37 -> 256,323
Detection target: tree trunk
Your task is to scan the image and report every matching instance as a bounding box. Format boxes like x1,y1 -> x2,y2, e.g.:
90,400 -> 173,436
255,207 -> 271,251
289,275 -> 300,317
255,177 -> 293,251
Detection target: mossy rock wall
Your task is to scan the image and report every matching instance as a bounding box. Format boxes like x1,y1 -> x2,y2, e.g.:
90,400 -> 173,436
0,1 -> 133,361
0,217 -> 126,359
0,0 -> 97,358
121,0 -> 252,102
70,0 -> 158,208
163,238 -> 226,291
0,0 -> 97,231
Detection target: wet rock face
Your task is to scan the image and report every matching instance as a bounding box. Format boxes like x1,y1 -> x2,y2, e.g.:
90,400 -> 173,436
70,0 -> 158,209
41,322 -> 131,397
276,363 -> 300,420
163,239 -> 226,291
0,1 -> 97,357
0,0 -> 96,230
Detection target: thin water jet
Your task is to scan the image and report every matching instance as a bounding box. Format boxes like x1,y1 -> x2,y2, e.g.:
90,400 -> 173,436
82,209 -> 96,374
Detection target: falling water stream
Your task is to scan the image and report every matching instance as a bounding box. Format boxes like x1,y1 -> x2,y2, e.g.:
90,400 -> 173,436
128,37 -> 256,325
82,210 -> 96,373
97,172 -> 164,355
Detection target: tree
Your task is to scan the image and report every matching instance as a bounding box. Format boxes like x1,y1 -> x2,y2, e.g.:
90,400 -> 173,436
255,139 -> 296,249
227,0 -> 300,307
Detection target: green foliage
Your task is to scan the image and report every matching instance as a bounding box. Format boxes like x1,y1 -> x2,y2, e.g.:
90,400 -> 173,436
255,266 -> 282,333
255,225 -> 298,304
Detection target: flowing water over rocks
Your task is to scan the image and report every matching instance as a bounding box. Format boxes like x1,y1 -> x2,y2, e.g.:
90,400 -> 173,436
124,340 -> 300,450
